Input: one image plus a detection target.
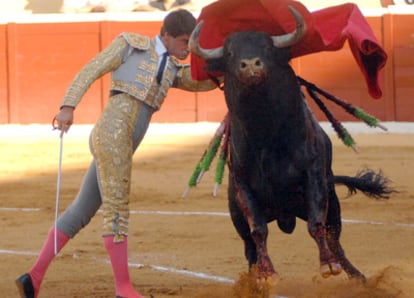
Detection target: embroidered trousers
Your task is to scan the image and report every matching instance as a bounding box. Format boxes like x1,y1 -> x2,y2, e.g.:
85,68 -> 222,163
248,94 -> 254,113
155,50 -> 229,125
57,93 -> 154,241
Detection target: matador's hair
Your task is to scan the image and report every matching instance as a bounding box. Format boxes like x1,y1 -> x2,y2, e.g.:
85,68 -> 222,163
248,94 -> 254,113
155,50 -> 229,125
160,9 -> 196,37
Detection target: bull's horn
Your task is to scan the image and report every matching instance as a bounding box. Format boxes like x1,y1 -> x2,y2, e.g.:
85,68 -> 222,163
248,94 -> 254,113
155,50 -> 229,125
271,6 -> 306,48
189,20 -> 223,60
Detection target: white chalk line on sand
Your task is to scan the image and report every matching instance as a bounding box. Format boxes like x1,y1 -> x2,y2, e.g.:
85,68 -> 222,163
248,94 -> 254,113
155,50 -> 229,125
1,207 -> 413,228
0,207 -> 42,212
0,248 -> 235,284
128,262 -> 235,284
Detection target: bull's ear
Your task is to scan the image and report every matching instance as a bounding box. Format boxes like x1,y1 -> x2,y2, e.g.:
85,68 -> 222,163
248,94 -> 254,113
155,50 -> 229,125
204,57 -> 226,73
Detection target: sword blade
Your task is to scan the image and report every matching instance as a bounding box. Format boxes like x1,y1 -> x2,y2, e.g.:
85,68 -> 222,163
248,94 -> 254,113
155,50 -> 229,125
54,134 -> 64,255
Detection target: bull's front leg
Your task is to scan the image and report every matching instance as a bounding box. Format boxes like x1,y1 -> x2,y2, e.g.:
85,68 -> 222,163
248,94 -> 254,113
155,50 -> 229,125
326,182 -> 366,281
306,173 -> 342,278
231,173 -> 279,286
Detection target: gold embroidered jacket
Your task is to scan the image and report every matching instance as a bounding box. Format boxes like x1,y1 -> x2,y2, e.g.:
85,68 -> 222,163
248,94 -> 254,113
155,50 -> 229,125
62,33 -> 217,110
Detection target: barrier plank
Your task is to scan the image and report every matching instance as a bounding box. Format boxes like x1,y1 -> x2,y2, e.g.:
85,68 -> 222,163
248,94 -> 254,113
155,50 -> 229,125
392,14 -> 414,121
0,24 -> 8,123
7,22 -> 102,124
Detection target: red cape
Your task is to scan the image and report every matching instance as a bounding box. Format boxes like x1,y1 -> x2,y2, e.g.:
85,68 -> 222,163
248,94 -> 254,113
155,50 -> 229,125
190,0 -> 387,99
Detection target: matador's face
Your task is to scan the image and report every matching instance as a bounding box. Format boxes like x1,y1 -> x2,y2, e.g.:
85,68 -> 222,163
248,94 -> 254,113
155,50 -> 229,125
162,33 -> 191,60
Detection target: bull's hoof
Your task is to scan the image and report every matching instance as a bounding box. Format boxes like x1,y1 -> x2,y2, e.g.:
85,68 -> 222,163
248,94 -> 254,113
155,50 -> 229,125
234,267 -> 276,297
257,272 -> 279,288
320,262 -> 342,278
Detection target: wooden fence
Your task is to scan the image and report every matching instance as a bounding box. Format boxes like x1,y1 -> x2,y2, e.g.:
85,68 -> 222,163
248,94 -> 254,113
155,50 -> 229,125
0,8 -> 413,124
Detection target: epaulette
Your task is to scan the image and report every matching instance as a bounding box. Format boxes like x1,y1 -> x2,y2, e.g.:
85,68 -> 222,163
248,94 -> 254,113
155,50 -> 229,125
120,33 -> 150,50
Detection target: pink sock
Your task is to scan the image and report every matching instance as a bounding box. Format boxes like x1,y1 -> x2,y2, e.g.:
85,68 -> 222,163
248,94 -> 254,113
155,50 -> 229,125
103,236 -> 143,298
29,227 -> 70,297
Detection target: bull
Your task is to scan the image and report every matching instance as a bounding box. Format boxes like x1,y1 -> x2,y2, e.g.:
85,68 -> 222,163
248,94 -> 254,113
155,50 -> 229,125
189,7 -> 393,284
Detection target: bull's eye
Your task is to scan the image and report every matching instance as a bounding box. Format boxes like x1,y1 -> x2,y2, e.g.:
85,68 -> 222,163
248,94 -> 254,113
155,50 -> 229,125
241,62 -> 247,68
255,60 -> 261,66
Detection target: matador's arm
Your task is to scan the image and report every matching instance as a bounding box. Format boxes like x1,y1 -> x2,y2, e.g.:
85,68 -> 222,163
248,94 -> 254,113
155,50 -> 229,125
61,36 -> 130,108
173,65 -> 221,92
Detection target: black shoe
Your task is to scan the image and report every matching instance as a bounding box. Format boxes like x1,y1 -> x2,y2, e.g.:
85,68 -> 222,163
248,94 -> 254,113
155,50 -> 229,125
15,273 -> 35,298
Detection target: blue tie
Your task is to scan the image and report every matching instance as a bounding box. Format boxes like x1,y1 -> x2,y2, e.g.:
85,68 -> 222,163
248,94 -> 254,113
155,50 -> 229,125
156,52 -> 169,84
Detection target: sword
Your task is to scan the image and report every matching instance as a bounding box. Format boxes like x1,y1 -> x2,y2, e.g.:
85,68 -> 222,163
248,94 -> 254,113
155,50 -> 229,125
52,117 -> 65,255
54,133 -> 63,255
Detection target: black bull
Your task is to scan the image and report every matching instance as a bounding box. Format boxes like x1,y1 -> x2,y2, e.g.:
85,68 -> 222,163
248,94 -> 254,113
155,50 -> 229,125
189,11 -> 393,284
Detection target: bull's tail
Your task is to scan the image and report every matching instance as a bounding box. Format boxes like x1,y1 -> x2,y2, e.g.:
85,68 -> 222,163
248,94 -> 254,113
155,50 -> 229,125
334,169 -> 396,199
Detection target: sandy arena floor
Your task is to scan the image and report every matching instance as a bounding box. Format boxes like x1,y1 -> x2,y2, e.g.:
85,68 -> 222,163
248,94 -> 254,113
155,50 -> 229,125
1,122 -> 413,297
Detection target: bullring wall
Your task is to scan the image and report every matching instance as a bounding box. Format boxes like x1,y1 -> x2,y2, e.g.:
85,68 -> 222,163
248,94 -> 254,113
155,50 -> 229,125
0,7 -> 413,124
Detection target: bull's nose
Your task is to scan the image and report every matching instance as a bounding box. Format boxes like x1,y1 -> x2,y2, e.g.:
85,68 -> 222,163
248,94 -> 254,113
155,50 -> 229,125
239,58 -> 265,84
239,58 -> 264,75
240,58 -> 263,70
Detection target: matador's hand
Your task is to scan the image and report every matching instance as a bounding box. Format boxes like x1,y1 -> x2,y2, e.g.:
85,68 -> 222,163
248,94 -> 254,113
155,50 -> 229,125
53,106 -> 75,136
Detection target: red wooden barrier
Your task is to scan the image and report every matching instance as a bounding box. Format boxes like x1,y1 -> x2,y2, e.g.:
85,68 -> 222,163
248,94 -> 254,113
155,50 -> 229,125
0,10 -> 413,124
387,13 -> 414,121
7,21 -> 102,124
0,24 -> 8,124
